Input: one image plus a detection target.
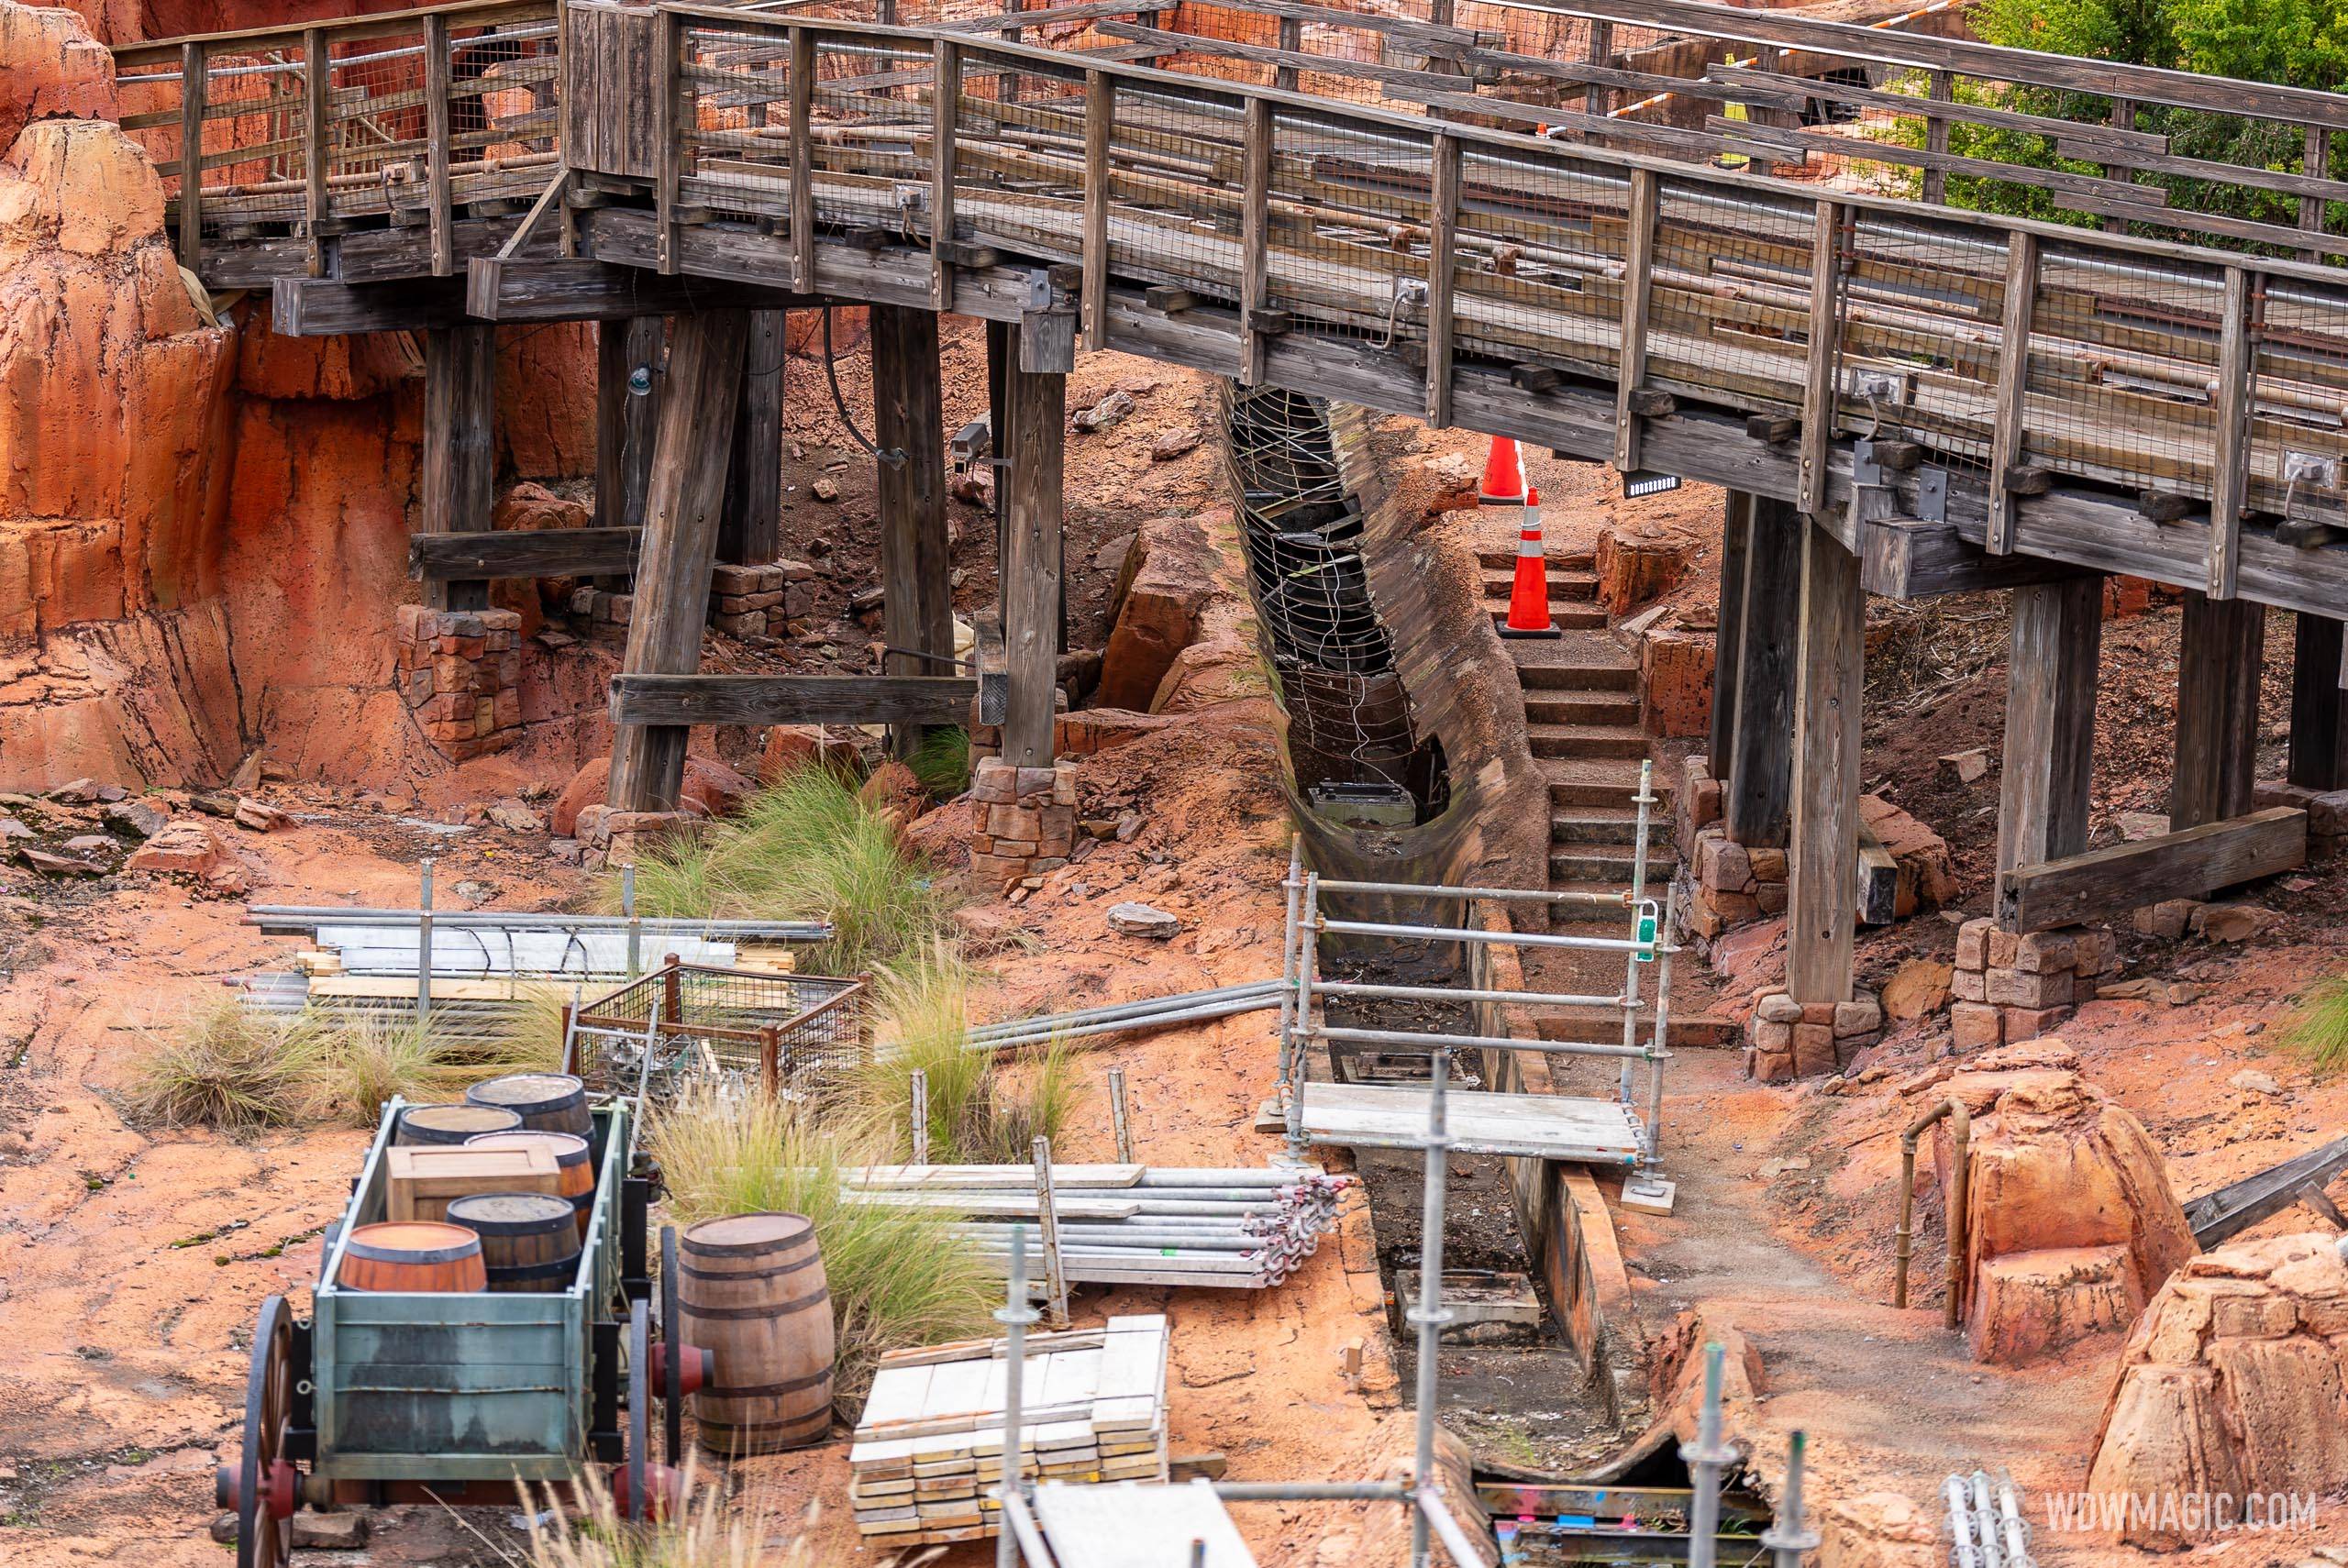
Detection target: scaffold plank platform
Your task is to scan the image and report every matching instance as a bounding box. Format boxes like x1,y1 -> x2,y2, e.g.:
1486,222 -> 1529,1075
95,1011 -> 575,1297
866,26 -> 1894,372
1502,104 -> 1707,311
1289,1083 -> 1643,1165
1031,1479 -> 1258,1568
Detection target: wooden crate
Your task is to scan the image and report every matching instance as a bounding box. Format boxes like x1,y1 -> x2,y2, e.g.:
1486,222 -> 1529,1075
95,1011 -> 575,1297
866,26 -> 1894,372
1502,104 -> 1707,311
386,1143 -> 560,1223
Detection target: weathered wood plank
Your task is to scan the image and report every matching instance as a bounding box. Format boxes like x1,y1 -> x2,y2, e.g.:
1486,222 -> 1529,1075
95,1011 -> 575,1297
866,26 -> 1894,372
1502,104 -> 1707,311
718,308 -> 785,566
597,315 -> 663,536
1797,202 -> 1843,518
1858,516 -> 2089,600
420,324 -> 498,613
611,674 -> 977,727
177,41 -> 205,274
1081,71 -> 1111,352
609,309 -> 748,813
1237,97 -> 1270,387
1002,339 -> 1066,767
1996,576 -> 2102,885
2172,590 -> 2266,829
931,40 -> 958,311
1855,818 -> 1899,927
425,13 -> 454,277
1710,491 -> 1749,776
1423,132 -> 1459,429
2207,266 -> 2253,599
1611,168 -> 1659,474
873,304 -> 956,757
2289,613 -> 2348,790
1986,232 -> 2037,556
1999,807 -> 2306,932
1788,517 -> 1861,1003
1723,493 -> 1800,848
460,256 -> 807,321
412,526 -> 642,580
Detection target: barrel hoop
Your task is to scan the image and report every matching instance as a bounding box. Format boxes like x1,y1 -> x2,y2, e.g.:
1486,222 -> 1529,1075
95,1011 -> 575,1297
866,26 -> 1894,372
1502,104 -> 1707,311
700,1407 -> 831,1438
677,1250 -> 821,1284
482,1256 -> 582,1282
346,1241 -> 479,1266
681,1227 -> 815,1261
460,1217 -> 574,1237
703,1366 -> 833,1399
679,1285 -> 830,1319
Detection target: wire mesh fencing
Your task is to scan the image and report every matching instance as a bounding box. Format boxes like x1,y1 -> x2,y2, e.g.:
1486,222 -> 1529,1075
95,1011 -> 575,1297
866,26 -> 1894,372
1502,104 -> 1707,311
570,962 -> 868,1107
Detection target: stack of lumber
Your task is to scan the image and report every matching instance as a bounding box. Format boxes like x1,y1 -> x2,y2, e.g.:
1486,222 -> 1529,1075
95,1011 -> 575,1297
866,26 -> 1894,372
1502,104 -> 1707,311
848,1315 -> 1170,1546
838,1164 -> 1354,1288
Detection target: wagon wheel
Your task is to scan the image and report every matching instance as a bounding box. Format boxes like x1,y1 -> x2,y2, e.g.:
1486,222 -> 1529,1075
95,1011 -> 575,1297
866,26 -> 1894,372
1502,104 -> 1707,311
660,1225 -> 684,1468
626,1297 -> 651,1523
215,1295 -> 298,1568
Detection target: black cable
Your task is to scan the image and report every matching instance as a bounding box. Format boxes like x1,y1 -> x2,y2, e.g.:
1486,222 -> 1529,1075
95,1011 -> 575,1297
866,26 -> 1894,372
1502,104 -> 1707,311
823,306 -> 905,468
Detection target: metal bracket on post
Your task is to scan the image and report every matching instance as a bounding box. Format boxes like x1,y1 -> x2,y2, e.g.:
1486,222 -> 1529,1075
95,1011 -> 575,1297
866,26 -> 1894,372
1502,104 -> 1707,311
973,619 -> 1008,728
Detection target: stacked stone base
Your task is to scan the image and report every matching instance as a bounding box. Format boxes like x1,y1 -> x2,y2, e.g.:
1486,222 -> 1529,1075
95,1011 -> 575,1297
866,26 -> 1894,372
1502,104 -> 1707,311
1746,988 -> 1881,1081
570,805 -> 695,871
1951,918 -> 2117,1048
710,560 -> 816,639
969,757 -> 1079,889
396,606 -> 524,758
2254,779 -> 2348,859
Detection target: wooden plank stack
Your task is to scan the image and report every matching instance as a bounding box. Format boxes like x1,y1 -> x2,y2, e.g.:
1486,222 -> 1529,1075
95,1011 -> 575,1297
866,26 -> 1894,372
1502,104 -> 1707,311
847,1315 -> 1170,1546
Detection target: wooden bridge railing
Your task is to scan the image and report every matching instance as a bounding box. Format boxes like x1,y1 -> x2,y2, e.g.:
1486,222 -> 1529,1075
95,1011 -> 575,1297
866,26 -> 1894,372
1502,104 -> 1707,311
113,0 -> 562,280
611,5 -> 2348,598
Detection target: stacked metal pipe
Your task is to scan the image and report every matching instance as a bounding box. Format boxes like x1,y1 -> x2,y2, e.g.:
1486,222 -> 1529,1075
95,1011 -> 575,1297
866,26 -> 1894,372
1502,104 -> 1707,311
842,1166 -> 1354,1289
962,981 -> 1284,1053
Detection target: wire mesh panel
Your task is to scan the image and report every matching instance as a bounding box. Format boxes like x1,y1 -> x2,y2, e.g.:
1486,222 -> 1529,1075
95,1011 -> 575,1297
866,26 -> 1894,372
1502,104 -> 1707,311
1265,108 -> 1434,351
808,36 -> 936,237
2026,243 -> 2231,502
954,47 -> 1090,265
2249,277 -> 2348,529
444,14 -> 562,208
571,963 -> 867,1105
680,17 -> 795,225
1835,214 -> 2008,478
187,38 -> 316,239
1098,78 -> 1249,304
1452,142 -> 1623,383
1642,171 -> 1820,422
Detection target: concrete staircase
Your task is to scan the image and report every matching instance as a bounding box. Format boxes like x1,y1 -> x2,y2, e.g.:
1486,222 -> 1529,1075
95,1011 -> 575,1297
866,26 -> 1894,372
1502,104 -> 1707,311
1477,536 -> 1675,895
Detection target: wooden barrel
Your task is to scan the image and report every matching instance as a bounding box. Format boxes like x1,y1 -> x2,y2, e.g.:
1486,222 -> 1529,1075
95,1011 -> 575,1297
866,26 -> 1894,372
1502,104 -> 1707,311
464,1074 -> 593,1143
466,1131 -> 595,1240
680,1212 -> 834,1454
396,1103 -> 523,1147
339,1221 -> 486,1293
446,1193 -> 583,1293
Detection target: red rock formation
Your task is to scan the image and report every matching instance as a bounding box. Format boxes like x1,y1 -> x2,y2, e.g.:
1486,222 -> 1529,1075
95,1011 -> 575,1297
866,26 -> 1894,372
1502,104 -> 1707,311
2089,1232 -> 2348,1547
549,753 -> 751,838
0,2 -> 116,143
1097,514 -> 1221,711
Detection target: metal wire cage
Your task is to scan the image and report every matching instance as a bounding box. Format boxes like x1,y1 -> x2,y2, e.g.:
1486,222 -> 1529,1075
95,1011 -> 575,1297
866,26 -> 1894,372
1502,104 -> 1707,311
565,959 -> 868,1106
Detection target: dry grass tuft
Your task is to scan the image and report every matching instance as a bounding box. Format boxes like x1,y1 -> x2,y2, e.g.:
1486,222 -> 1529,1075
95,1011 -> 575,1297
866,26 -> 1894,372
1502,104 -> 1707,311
124,999 -> 324,1131
2282,975 -> 2348,1075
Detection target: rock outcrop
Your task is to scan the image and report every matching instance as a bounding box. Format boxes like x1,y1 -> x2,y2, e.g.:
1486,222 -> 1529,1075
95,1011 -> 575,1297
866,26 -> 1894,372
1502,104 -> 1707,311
2088,1232 -> 2348,1547
1097,514 -> 1222,711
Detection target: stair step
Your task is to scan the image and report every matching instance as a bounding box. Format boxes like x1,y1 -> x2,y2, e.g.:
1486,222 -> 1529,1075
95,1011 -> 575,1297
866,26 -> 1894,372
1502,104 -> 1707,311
1543,758 -> 1670,809
1514,659 -> 1640,693
1478,547 -> 1597,574
1529,723 -> 1649,761
1550,806 -> 1663,845
1478,569 -> 1600,603
1543,1013 -> 1741,1049
1550,847 -> 1678,883
1490,605 -> 1610,632
1527,691 -> 1641,726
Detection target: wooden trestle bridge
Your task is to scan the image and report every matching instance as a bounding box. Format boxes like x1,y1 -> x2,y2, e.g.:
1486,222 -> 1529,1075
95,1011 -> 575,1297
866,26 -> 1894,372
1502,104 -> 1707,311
113,0 -> 2348,1005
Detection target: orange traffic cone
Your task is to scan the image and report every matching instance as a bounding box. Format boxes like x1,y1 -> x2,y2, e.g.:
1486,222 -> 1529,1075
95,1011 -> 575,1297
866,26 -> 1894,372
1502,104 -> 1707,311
1500,484 -> 1558,640
1478,435 -> 1527,506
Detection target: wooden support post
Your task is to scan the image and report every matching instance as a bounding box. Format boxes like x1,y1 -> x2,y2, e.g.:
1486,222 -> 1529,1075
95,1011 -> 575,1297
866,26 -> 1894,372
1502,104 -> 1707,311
1275,14 -> 1301,91
2289,613 -> 2348,790
988,316 -> 1013,589
2101,98 -> 2136,233
1986,231 -> 2038,556
425,14 -> 453,278
2206,266 -> 2253,601
1797,201 -> 1844,518
303,29 -> 329,279
1081,72 -> 1111,351
1723,494 -> 1800,848
1788,517 -> 1862,1005
873,304 -> 954,760
609,310 -> 751,813
930,41 -> 959,311
655,7 -> 681,275
1922,69 -> 1953,204
1996,576 -> 2102,891
789,29 -> 815,292
1611,168 -> 1660,473
1002,332 -> 1065,767
2303,126 -> 2332,262
1423,133 -> 1459,428
1583,19 -> 1612,116
597,315 -> 664,532
1238,98 -> 1272,387
2171,589 -> 2267,831
420,325 -> 498,613
178,41 -> 205,274
718,310 -> 785,566
1710,491 -> 1751,776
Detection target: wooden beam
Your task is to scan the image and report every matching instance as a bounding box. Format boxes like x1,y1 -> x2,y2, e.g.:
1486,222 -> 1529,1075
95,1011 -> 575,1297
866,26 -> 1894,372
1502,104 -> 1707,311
412,526 -> 642,580
1423,132 -> 1459,429
425,13 -> 453,278
597,315 -> 663,536
1238,97 -> 1271,387
2172,589 -> 2266,830
872,304 -> 955,759
611,674 -> 976,727
1859,517 -> 2090,601
1986,231 -> 2037,556
1856,819 -> 1899,926
788,29 -> 815,292
930,40 -> 959,312
178,41 -> 205,274
655,6 -> 680,275
1996,576 -> 2102,891
2206,266 -> 2254,600
1723,493 -> 1800,848
1709,491 -> 1750,778
1002,335 -> 1065,767
303,28 -> 329,278
608,309 -> 750,813
1797,201 -> 1843,518
1999,807 -> 2306,932
420,324 -> 497,613
1081,71 -> 1111,352
462,257 -> 809,322
2289,613 -> 2348,790
717,308 -> 785,565
1788,516 -> 1861,1004
1611,168 -> 1659,474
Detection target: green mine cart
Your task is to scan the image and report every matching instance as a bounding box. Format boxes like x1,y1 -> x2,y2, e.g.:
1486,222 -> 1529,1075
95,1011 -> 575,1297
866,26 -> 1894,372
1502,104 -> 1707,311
216,1092 -> 707,1568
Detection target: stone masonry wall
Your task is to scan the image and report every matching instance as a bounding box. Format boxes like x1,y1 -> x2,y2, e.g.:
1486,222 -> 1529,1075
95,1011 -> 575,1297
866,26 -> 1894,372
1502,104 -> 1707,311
1677,756 -> 1788,940
1951,918 -> 2117,1049
395,605 -> 523,758
969,756 -> 1080,890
